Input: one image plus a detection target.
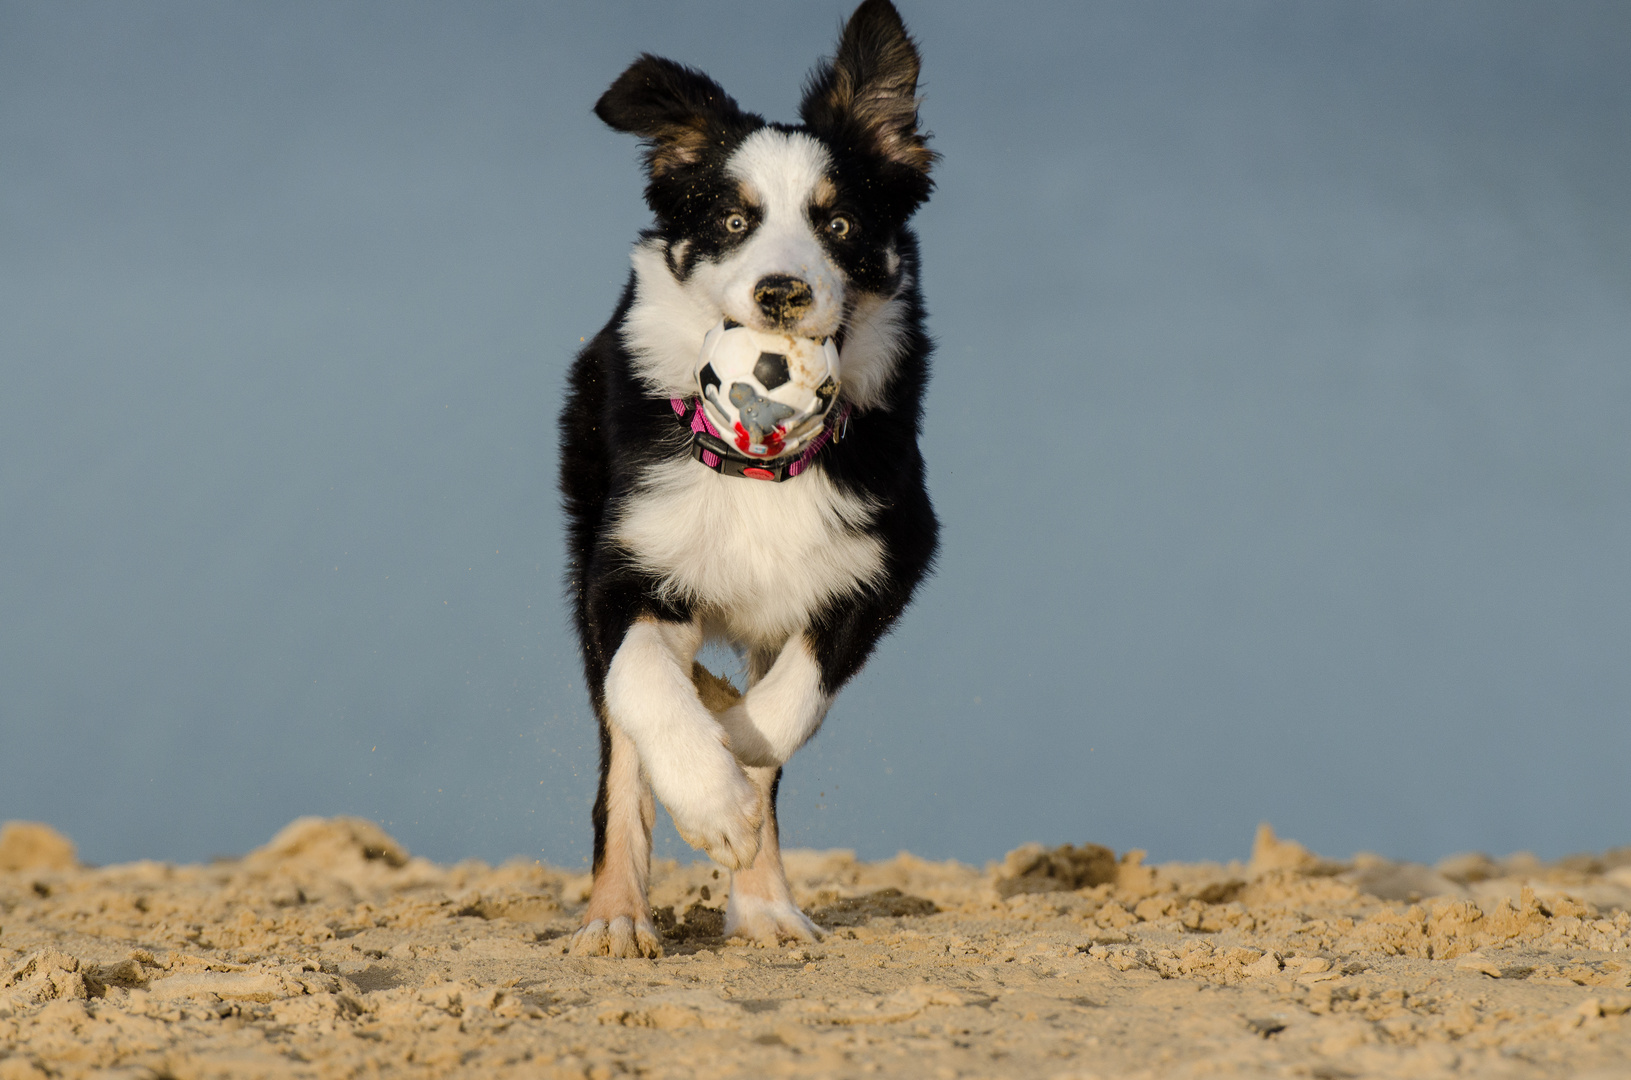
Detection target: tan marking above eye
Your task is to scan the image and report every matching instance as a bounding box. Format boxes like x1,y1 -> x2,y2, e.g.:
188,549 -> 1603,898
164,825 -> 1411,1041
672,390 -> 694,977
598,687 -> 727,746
813,177 -> 837,207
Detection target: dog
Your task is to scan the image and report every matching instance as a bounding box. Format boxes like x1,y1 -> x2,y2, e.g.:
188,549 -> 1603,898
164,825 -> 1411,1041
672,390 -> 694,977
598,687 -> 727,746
558,0 -> 938,957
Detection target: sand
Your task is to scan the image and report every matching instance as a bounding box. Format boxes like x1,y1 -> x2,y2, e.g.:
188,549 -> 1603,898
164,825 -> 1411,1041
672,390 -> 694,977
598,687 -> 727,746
2,818 -> 1629,1079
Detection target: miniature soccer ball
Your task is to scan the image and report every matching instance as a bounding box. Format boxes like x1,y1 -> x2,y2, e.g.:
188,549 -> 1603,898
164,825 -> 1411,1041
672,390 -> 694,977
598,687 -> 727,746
695,319 -> 840,458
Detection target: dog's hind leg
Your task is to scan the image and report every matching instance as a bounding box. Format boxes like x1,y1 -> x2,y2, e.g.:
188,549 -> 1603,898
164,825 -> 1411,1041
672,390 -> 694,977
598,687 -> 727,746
724,765 -> 824,945
570,719 -> 663,957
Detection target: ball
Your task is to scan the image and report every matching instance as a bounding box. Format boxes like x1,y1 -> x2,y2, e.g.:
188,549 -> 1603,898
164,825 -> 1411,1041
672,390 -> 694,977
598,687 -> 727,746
695,319 -> 840,458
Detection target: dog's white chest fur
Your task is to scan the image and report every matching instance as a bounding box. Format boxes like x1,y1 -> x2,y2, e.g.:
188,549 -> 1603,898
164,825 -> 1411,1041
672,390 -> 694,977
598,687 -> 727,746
615,457 -> 884,646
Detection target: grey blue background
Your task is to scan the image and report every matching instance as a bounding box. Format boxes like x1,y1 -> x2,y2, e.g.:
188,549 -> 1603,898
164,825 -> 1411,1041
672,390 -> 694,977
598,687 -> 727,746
3,2 -> 1627,870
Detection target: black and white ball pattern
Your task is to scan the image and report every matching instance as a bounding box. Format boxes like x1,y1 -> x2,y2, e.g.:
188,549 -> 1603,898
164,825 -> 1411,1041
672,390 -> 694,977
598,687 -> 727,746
696,319 -> 840,458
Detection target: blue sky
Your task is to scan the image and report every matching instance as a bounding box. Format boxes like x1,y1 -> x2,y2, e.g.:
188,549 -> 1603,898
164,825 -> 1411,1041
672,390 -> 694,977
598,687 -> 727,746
2,1 -> 1627,868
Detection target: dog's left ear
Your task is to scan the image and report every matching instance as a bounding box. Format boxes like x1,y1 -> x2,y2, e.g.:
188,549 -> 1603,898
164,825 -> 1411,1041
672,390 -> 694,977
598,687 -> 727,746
800,0 -> 935,184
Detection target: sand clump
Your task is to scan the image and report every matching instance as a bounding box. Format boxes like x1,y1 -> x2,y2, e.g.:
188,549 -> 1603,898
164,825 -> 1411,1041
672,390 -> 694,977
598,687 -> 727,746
0,825 -> 75,874
1,819 -> 1629,1078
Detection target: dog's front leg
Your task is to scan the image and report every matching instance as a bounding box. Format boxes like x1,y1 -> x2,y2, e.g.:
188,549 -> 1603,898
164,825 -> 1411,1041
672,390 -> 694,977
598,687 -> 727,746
604,617 -> 763,869
711,634 -> 830,769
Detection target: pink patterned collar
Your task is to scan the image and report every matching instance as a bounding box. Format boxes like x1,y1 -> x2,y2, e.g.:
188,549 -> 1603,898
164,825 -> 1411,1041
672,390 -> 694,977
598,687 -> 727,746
670,397 -> 852,483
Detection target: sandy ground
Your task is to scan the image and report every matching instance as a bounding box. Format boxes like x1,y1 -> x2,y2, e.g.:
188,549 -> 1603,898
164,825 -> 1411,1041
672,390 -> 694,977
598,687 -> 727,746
1,818 -> 1628,1079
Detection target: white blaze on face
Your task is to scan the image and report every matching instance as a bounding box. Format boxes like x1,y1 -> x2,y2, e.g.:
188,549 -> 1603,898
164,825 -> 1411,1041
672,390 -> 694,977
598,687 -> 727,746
623,128 -> 907,406
709,130 -> 844,337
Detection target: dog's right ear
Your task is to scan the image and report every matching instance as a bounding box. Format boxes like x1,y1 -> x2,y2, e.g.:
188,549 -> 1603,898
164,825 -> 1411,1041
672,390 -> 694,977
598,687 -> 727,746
595,55 -> 755,178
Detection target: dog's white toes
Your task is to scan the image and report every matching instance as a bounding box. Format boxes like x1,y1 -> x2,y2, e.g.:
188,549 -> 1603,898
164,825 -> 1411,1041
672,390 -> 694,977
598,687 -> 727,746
568,919 -> 608,956
675,821 -> 763,872
568,915 -> 663,958
669,770 -> 763,870
724,894 -> 825,946
708,818 -> 764,871
721,821 -> 766,870
608,915 -> 637,956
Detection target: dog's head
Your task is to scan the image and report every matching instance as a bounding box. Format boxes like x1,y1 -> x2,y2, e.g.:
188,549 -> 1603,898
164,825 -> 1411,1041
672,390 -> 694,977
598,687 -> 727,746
597,0 -> 934,403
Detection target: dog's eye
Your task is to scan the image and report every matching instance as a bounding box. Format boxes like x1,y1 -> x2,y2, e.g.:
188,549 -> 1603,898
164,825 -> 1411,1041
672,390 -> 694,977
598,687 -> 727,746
725,213 -> 748,234
827,215 -> 852,238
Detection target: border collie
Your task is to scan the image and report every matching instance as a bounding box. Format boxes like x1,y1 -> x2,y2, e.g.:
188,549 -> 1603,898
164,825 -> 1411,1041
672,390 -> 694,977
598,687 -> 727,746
559,0 -> 938,957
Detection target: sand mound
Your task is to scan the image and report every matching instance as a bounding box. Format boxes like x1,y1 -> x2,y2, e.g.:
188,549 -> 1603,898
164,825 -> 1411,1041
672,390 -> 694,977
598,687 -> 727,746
253,816 -> 411,870
2,817 -> 1628,1078
0,823 -> 75,873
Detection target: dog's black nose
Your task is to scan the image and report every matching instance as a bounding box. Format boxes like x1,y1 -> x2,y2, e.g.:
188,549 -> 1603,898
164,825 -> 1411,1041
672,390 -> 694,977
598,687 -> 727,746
752,275 -> 814,326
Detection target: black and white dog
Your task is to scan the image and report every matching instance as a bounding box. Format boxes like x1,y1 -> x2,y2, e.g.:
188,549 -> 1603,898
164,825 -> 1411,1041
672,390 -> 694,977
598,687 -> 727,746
559,0 -> 938,957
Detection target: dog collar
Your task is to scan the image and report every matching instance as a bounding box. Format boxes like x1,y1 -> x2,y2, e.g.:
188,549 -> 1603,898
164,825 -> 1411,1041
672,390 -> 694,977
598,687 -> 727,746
670,396 -> 851,482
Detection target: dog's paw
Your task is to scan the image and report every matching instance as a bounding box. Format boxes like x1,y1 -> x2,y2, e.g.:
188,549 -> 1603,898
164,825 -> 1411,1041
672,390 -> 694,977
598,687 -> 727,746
724,892 -> 825,946
671,792 -> 763,871
668,776 -> 763,870
649,745 -> 763,870
567,915 -> 663,959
